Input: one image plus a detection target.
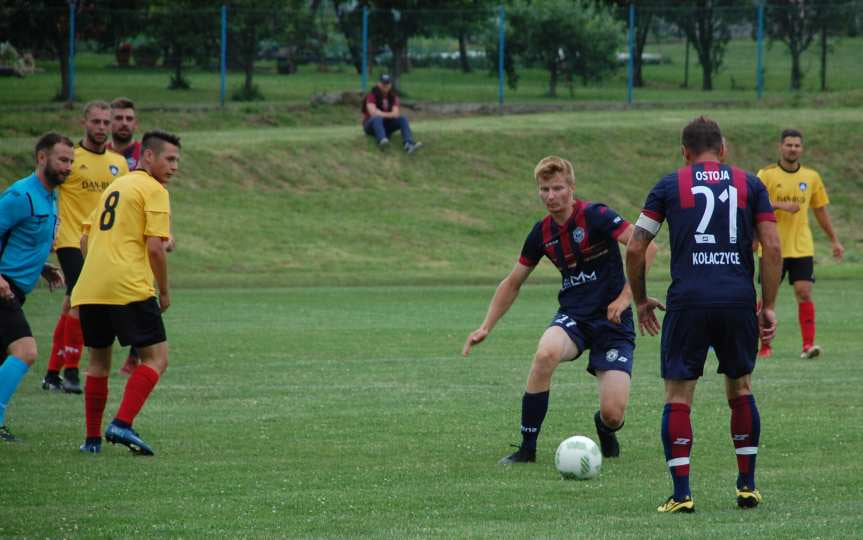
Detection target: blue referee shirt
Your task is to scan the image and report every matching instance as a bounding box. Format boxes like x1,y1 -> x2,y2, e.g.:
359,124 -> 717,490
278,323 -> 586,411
0,172 -> 58,294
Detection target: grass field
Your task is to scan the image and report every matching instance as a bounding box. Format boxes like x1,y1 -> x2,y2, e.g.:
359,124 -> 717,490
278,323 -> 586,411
1,281 -> 861,537
2,34 -> 862,109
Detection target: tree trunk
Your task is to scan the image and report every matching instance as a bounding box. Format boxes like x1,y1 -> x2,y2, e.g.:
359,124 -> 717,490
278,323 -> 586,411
458,33 -> 471,73
56,51 -> 70,102
682,34 -> 690,88
790,48 -> 802,90
819,23 -> 827,91
700,57 -> 713,91
633,13 -> 653,88
244,25 -> 256,94
547,60 -> 558,97
390,40 -> 407,93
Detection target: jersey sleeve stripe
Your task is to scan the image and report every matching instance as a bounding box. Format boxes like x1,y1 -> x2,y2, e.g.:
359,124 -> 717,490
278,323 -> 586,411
677,166 -> 695,208
610,220 -> 631,240
756,212 -> 777,223
518,255 -> 538,267
641,208 -> 664,222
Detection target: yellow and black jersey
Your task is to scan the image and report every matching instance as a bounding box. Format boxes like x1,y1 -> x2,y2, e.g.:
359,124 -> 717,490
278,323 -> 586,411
71,171 -> 170,306
55,145 -> 128,249
757,163 -> 829,258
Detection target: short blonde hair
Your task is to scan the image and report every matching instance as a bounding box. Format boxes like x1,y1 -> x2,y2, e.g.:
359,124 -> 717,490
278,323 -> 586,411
533,156 -> 575,186
82,100 -> 110,119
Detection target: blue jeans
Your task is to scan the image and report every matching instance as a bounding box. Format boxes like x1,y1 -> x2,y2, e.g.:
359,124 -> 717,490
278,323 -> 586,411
363,116 -> 414,145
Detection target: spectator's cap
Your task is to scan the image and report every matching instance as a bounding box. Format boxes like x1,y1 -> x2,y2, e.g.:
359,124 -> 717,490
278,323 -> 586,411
379,74 -> 392,84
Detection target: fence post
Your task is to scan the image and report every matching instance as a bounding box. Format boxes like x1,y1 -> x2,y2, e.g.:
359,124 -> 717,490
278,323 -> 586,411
361,6 -> 369,92
756,3 -> 764,99
498,5 -> 505,114
627,3 -> 634,106
67,0 -> 76,103
220,5 -> 227,107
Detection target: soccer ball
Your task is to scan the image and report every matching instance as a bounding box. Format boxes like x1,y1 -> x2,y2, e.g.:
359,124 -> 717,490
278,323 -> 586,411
555,435 -> 602,480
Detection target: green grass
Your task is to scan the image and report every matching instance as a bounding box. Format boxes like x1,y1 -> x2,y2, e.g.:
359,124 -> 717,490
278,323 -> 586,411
2,281 -> 861,537
2,34 -> 862,109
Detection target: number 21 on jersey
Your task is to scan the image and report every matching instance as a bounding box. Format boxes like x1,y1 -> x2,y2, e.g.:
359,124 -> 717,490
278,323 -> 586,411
691,185 -> 738,245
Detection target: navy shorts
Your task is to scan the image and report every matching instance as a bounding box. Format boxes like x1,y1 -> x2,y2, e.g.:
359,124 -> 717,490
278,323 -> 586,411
660,308 -> 758,380
549,309 -> 635,376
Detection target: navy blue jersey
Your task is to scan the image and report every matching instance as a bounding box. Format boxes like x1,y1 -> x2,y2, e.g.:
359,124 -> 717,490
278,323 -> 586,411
520,200 -> 630,319
639,162 -> 775,311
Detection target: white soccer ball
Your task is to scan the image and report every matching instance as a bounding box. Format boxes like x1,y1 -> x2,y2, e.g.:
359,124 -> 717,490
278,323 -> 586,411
555,435 -> 602,480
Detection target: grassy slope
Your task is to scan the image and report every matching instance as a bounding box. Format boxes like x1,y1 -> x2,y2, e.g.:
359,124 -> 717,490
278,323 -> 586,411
1,108 -> 861,287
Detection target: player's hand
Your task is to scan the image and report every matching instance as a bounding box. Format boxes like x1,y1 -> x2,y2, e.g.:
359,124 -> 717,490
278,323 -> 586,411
784,202 -> 801,213
606,297 -> 630,325
832,240 -> 844,261
158,291 -> 171,313
0,276 -> 14,302
758,307 -> 777,344
635,297 -> 665,336
41,264 -> 65,292
163,236 -> 176,253
462,328 -> 489,356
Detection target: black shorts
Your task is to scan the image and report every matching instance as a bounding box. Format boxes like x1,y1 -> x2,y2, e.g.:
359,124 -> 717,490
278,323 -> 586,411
56,247 -> 84,296
0,277 -> 31,353
660,307 -> 758,380
782,256 -> 815,285
78,298 -> 166,349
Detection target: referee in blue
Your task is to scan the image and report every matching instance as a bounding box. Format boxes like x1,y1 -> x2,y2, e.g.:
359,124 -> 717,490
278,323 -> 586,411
0,133 -> 72,442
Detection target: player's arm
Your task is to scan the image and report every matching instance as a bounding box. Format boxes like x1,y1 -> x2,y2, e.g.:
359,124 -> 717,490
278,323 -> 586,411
625,223 -> 665,336
608,224 -> 658,324
812,206 -> 844,260
769,199 -> 800,213
462,263 -> 534,356
756,220 -> 782,343
147,235 -> 170,312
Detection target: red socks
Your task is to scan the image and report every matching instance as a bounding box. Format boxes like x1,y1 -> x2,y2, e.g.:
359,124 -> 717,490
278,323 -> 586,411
115,365 -> 160,426
63,315 -> 84,370
798,301 -> 815,350
47,314 -> 68,372
729,395 -> 760,489
84,375 -> 109,438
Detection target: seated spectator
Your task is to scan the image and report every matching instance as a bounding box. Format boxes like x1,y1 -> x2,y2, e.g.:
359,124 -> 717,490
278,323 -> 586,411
362,74 -> 422,154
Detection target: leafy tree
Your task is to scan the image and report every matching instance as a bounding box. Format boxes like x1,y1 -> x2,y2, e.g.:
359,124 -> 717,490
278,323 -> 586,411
664,0 -> 744,91
423,0 -> 498,73
610,1 -> 662,87
505,0 -> 622,97
766,0 -> 848,91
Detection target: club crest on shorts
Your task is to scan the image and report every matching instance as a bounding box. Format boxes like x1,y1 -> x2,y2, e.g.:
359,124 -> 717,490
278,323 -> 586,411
109,165 -> 120,176
572,227 -> 585,243
799,182 -> 807,191
606,349 -> 619,362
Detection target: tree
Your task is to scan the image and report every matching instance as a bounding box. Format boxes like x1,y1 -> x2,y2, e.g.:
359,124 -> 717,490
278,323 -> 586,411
504,0 -> 622,97
0,1 -> 83,101
424,0 -> 498,74
611,1 -> 661,87
227,0 -> 302,100
767,0 -> 849,91
664,0 -> 743,91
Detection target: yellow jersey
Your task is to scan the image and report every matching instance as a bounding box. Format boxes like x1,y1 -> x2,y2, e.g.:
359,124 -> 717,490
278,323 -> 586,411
56,145 -> 128,249
756,163 -> 829,258
71,171 -> 170,306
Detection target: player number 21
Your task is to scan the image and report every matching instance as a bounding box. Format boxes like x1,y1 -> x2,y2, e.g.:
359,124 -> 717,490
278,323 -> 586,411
691,185 -> 738,244
99,191 -> 121,231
